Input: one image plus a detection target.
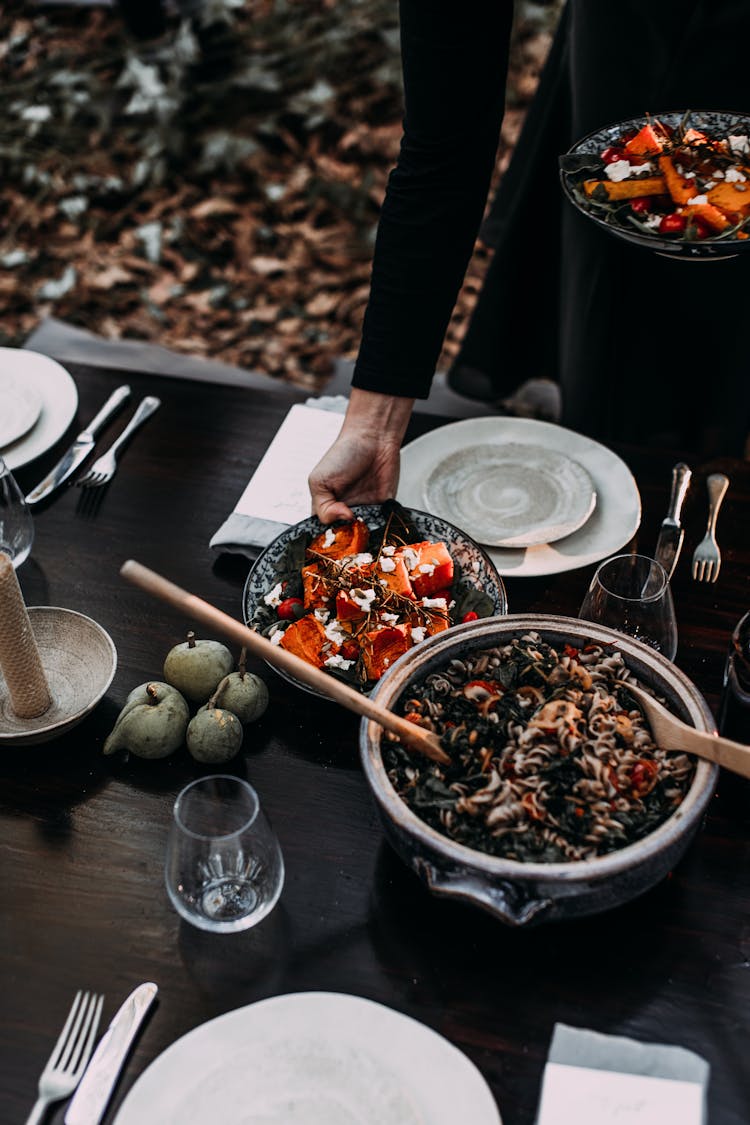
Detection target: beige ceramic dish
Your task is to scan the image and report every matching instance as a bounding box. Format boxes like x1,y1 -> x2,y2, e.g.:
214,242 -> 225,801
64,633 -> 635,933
0,607 -> 117,746
360,614 -> 717,926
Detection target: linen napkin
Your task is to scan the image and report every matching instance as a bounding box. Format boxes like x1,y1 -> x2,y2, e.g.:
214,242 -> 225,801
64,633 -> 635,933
210,398 -> 347,557
536,1023 -> 709,1125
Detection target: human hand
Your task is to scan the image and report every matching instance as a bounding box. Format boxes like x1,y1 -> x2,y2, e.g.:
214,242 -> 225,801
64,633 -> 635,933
308,389 -> 415,523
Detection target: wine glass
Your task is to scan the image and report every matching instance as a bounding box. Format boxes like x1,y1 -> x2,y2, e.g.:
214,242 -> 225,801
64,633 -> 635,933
578,553 -> 678,660
165,775 -> 284,933
0,456 -> 34,568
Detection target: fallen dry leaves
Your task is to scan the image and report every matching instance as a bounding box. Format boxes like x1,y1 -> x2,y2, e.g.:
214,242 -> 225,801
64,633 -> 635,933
0,0 -> 557,390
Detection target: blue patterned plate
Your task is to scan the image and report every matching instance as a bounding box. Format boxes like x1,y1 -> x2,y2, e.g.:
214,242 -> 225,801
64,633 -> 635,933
560,109 -> 750,260
243,503 -> 508,697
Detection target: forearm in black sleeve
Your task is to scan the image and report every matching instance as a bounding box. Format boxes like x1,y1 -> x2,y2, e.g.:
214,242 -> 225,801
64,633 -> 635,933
352,0 -> 513,399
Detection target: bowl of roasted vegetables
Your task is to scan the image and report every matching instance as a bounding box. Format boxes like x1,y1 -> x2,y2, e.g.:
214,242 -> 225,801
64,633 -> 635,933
243,501 -> 507,697
560,110 -> 750,258
360,614 -> 717,926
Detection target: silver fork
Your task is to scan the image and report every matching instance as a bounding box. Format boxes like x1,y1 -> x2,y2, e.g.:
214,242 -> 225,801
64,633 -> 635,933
25,990 -> 104,1125
77,395 -> 161,488
692,472 -> 729,583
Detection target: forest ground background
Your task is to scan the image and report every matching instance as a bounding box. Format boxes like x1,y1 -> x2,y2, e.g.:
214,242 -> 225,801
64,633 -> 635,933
1,0 -> 560,392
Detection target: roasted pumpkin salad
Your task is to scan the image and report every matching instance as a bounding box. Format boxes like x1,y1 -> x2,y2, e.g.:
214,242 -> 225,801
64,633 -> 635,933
563,113 -> 750,243
250,507 -> 494,687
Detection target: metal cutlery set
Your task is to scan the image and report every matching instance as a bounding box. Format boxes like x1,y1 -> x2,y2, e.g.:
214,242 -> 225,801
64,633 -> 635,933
26,983 -> 157,1125
24,386 -> 160,505
653,462 -> 730,584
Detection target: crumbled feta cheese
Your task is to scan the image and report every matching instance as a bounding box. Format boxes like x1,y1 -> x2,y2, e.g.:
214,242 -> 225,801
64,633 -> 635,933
421,596 -> 448,609
642,214 -> 663,230
379,556 -> 397,573
703,181 -> 717,191
313,608 -> 330,624
381,544 -> 396,556
269,628 -> 285,646
712,169 -> 725,180
726,166 -> 747,183
687,194 -> 708,205
729,134 -> 750,156
263,582 -> 284,607
350,587 -> 377,610
683,170 -> 695,179
324,653 -> 354,670
605,160 -> 632,182
380,612 -> 399,625
323,527 -> 336,548
411,626 -> 426,644
418,562 -> 435,576
349,552 -> 373,566
401,547 -> 419,571
631,161 -> 654,176
324,619 -> 348,646
383,657 -> 390,667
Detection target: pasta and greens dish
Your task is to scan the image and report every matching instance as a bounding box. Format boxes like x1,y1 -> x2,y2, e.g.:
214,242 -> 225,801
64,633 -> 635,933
385,633 -> 694,864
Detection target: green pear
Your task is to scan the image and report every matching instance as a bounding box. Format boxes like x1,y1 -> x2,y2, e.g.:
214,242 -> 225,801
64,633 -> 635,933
163,631 -> 233,703
186,707 -> 243,764
103,681 -> 189,758
210,671 -> 269,724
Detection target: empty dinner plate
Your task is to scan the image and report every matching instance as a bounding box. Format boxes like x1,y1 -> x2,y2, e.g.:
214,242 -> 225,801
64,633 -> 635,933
114,992 -> 501,1125
0,371 -> 41,448
423,442 -> 596,548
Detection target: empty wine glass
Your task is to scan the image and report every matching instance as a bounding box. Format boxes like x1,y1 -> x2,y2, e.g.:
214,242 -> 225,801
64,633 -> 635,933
165,775 -> 284,933
578,553 -> 678,660
0,456 -> 34,568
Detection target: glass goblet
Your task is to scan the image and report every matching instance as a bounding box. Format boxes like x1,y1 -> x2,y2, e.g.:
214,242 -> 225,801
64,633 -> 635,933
0,456 -> 34,568
165,775 -> 284,933
578,553 -> 678,660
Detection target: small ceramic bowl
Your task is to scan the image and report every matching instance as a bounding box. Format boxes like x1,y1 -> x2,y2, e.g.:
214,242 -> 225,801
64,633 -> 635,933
0,606 -> 117,746
360,614 -> 717,926
243,503 -> 507,698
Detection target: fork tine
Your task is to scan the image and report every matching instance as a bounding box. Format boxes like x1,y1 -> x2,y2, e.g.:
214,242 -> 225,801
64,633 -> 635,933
48,991 -> 83,1069
55,991 -> 90,1071
69,993 -> 104,1077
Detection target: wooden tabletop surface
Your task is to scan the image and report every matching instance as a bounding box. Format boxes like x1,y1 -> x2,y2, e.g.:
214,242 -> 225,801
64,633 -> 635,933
2,361 -> 749,1125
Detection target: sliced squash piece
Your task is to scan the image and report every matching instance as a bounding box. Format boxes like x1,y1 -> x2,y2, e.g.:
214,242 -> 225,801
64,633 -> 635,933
583,177 -> 668,201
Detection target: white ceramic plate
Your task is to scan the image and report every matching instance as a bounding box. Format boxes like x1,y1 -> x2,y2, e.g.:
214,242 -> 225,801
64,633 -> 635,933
423,441 -> 596,547
114,992 -> 501,1125
0,349 -> 78,470
399,417 -> 641,578
0,370 -> 42,448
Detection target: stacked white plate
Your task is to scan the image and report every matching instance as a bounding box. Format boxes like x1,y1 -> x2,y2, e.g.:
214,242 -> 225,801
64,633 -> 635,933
398,417 -> 642,578
0,348 -> 78,469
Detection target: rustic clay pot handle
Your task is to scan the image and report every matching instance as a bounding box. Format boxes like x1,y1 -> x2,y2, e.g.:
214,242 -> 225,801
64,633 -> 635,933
416,860 -> 552,927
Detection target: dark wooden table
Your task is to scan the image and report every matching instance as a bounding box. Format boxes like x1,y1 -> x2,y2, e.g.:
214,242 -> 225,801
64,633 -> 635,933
2,362 -> 749,1125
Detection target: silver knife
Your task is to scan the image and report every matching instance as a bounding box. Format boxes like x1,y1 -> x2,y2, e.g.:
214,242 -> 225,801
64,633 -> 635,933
654,462 -> 692,579
25,384 -> 131,504
65,982 -> 158,1125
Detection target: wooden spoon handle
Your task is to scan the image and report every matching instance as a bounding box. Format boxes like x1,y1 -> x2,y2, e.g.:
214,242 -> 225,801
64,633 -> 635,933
661,722 -> 750,779
120,560 -> 450,766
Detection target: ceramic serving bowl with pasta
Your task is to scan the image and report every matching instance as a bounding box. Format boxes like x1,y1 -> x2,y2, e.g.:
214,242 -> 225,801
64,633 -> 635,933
359,614 -> 717,926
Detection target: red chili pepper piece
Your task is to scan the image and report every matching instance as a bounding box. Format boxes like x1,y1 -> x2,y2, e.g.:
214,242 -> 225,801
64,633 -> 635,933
462,611 -> 479,623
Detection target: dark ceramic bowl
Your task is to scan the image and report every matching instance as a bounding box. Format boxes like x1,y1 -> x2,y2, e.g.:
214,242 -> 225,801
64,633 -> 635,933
360,614 -> 717,926
243,503 -> 507,698
560,109 -> 750,261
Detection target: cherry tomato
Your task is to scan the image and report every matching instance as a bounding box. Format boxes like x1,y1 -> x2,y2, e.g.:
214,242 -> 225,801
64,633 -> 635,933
630,196 -> 653,214
629,759 -> 658,798
659,213 -> 687,236
462,611 -> 479,623
277,596 -> 304,621
690,219 -> 711,240
601,145 -> 624,165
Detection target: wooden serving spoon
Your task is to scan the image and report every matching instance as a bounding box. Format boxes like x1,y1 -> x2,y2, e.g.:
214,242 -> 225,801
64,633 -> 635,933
624,681 -> 750,779
120,560 -> 450,766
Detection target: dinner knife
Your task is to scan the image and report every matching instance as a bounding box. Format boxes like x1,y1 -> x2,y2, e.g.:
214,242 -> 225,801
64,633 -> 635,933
654,461 -> 692,579
65,981 -> 158,1125
25,384 -> 131,505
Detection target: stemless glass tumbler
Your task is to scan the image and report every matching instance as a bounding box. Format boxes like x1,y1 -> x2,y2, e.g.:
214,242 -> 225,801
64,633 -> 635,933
0,457 -> 34,568
578,553 -> 678,660
165,775 -> 284,933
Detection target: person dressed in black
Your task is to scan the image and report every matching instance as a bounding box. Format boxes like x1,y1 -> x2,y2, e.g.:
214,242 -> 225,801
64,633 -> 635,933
309,0 -> 750,523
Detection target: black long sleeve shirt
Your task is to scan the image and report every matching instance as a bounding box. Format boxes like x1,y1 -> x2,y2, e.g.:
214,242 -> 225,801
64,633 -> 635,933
351,0 -> 514,400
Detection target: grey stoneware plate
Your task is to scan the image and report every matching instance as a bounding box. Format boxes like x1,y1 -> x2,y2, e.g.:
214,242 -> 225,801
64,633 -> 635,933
243,502 -> 508,698
361,614 -> 717,926
560,109 -> 750,260
423,441 -> 596,548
